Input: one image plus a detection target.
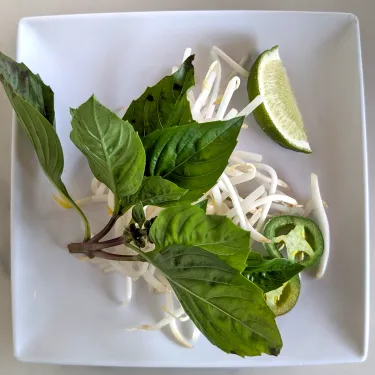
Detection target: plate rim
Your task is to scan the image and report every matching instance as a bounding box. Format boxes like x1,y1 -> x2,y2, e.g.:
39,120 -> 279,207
10,10 -> 369,366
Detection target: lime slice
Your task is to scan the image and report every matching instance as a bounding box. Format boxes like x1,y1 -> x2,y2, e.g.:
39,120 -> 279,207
248,46 -> 311,153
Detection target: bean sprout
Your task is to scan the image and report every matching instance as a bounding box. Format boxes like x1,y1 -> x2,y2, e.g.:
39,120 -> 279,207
165,291 -> 201,348
224,108 -> 238,120
237,95 -> 264,117
204,50 -> 222,118
270,202 -> 304,216
246,194 -> 298,212
232,150 -> 263,163
142,269 -> 169,293
95,182 -> 108,196
220,173 -> 248,230
311,174 -> 330,278
192,61 -> 218,119
229,170 -> 256,186
212,46 -> 250,77
255,170 -> 289,189
249,208 -> 263,226
303,199 -> 314,217
226,54 -> 249,81
215,76 -> 240,120
128,307 -> 186,331
211,185 -> 223,214
253,163 -> 278,231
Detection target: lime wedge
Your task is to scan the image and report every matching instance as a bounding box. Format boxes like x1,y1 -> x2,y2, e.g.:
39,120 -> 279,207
248,46 -> 311,153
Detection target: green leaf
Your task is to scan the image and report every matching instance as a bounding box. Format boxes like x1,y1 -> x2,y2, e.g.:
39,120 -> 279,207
123,55 -> 195,137
0,51 -> 90,240
132,202 -> 146,227
132,176 -> 187,206
149,205 -> 250,271
194,199 -> 208,212
143,117 -> 244,202
120,176 -> 187,213
0,51 -> 55,126
243,252 -> 304,293
7,95 -> 91,239
141,244 -> 282,357
70,96 -> 146,213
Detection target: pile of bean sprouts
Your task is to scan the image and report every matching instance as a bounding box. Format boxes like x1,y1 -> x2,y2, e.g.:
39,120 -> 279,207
54,46 -> 330,348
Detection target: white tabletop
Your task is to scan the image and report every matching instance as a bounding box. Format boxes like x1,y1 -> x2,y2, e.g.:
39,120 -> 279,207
0,0 -> 373,374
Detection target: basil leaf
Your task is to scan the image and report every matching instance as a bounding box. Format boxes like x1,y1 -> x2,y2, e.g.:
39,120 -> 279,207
132,202 -> 146,227
0,52 -> 90,239
149,205 -> 250,271
0,51 -> 55,126
70,96 -> 146,213
243,252 -> 304,293
143,117 -> 244,202
194,199 -> 208,212
9,95 -> 91,238
141,244 -> 282,357
123,56 -> 195,137
132,176 -> 187,206
120,176 -> 187,213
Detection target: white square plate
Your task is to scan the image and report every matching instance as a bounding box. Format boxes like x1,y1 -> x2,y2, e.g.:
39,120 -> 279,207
11,11 -> 368,367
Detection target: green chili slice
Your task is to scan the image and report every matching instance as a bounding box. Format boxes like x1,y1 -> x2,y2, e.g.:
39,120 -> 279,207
265,275 -> 301,316
264,215 -> 324,269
